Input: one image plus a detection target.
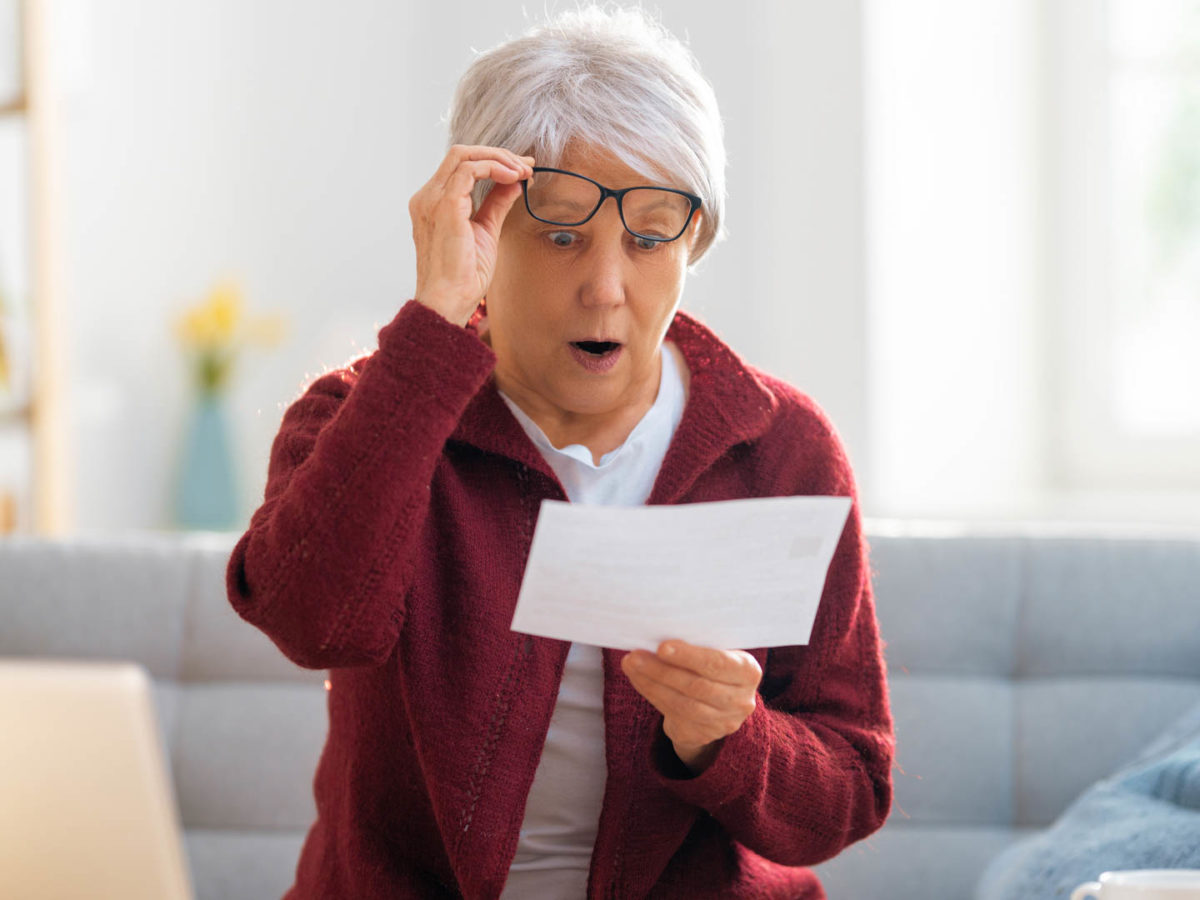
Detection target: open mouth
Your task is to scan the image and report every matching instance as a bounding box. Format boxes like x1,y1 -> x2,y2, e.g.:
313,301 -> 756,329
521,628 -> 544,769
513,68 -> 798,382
571,341 -> 621,356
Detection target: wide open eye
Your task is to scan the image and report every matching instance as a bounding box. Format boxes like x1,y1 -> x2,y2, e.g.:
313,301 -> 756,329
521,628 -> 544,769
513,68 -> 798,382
547,231 -> 577,248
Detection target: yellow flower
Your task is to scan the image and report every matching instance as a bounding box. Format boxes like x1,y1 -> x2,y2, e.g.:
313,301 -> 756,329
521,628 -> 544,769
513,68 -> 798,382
209,282 -> 241,343
176,308 -> 210,347
175,280 -> 243,350
173,279 -> 287,396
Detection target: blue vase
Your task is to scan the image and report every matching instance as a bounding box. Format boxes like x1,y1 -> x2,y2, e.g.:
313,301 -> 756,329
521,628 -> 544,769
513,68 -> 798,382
176,393 -> 240,530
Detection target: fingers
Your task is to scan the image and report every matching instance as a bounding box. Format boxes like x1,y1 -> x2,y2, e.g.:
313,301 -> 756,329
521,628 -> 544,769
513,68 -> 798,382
620,640 -> 762,765
624,653 -> 726,712
628,671 -> 728,731
410,157 -> 530,224
472,179 -> 524,236
647,641 -> 763,688
431,144 -> 534,192
410,142 -> 533,225
622,654 -> 755,747
444,158 -> 530,197
407,145 -> 534,324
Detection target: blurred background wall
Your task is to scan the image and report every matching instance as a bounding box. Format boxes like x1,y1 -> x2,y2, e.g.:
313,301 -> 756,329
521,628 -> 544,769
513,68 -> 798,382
0,0 -> 1196,534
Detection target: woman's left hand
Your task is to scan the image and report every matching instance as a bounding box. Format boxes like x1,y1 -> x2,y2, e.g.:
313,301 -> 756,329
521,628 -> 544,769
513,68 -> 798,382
620,640 -> 763,774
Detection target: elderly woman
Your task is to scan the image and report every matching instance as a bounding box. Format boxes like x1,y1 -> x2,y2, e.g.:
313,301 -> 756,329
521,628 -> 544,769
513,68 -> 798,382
226,6 -> 893,899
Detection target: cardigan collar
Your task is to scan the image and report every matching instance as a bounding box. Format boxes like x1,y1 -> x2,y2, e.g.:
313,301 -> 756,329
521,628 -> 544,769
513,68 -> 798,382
448,308 -> 778,505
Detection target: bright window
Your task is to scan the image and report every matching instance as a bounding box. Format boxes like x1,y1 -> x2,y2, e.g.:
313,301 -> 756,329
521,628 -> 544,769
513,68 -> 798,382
1108,0 -> 1200,436
1053,0 -> 1200,491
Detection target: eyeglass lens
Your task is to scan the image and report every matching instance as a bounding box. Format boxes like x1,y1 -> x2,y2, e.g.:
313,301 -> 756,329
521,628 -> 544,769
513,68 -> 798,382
524,170 -> 693,241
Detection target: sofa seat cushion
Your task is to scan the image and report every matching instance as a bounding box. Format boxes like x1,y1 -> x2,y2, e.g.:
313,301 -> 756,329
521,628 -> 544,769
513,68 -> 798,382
813,825 -> 1033,900
185,829 -> 306,900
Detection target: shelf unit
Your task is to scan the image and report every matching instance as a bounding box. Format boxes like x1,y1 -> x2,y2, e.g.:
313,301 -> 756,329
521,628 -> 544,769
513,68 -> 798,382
0,0 -> 71,534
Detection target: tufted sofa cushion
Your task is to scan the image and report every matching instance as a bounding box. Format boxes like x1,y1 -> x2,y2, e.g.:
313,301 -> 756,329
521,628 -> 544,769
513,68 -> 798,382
813,521 -> 1200,899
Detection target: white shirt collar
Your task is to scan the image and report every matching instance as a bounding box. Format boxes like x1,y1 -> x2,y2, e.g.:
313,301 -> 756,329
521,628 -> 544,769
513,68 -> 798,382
499,343 -> 684,470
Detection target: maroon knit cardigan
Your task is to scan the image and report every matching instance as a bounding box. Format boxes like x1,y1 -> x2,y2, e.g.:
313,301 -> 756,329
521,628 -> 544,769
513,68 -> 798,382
225,299 -> 894,899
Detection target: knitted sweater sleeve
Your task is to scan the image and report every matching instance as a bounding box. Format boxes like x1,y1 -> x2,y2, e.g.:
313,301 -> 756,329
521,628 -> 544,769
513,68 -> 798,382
224,300 -> 495,669
648,402 -> 895,867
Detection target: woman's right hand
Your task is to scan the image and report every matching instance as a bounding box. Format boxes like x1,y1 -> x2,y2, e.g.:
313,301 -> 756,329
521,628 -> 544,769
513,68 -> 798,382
408,144 -> 534,327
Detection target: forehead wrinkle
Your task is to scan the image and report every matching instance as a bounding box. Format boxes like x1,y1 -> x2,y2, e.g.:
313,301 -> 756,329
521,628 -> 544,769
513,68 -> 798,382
626,191 -> 687,212
530,196 -> 594,216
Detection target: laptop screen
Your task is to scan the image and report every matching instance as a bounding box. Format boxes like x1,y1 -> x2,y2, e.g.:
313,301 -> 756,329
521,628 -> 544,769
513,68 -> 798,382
0,659 -> 194,900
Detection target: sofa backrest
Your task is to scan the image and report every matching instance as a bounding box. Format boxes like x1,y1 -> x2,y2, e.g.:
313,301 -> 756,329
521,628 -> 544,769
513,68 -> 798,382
3,522 -> 1200,900
814,520 -> 1200,900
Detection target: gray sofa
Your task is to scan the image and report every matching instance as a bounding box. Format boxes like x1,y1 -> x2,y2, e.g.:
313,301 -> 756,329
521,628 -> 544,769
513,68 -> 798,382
2,520 -> 1199,899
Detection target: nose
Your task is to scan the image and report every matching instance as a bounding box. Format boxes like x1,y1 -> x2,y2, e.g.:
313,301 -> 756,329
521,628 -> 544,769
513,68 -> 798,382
578,203 -> 629,309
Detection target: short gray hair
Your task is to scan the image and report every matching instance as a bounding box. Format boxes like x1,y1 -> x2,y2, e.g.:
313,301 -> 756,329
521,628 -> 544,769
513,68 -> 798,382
447,4 -> 726,265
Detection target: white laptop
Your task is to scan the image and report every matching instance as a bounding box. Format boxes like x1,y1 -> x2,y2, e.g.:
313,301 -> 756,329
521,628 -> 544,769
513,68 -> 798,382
0,659 -> 195,900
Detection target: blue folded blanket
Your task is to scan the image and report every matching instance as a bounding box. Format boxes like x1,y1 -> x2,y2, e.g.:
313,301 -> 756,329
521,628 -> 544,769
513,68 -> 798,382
976,699 -> 1200,900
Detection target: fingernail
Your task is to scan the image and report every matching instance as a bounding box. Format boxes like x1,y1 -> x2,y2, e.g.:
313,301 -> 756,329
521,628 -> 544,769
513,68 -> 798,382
662,643 -> 676,657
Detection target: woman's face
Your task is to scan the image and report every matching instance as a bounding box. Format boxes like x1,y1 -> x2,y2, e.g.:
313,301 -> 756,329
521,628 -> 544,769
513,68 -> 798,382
484,142 -> 702,430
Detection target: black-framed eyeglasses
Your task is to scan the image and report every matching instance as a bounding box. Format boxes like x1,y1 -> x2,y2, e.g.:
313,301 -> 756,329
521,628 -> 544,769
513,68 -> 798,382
520,167 -> 702,243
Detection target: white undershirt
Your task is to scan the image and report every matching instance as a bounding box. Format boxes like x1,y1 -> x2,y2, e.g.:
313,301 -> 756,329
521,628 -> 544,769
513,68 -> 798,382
496,341 -> 688,899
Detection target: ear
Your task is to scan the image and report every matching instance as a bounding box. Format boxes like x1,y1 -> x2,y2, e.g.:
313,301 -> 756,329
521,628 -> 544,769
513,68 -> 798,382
476,313 -> 492,346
